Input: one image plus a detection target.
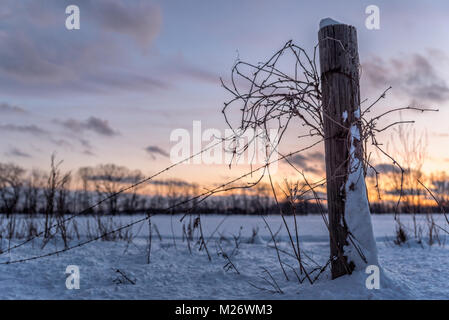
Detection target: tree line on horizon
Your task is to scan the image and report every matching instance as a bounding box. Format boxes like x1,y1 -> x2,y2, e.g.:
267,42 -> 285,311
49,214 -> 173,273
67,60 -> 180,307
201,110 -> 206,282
0,155 -> 448,216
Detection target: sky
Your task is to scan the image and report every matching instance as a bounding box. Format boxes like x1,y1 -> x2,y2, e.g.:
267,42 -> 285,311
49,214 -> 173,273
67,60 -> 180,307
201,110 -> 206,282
1,0 -> 449,186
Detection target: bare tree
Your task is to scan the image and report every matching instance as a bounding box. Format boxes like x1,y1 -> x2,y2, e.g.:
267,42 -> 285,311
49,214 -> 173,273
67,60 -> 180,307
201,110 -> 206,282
43,154 -> 71,242
122,171 -> 144,214
0,163 -> 25,217
386,123 -> 428,237
85,164 -> 143,215
77,167 -> 94,213
22,169 -> 45,215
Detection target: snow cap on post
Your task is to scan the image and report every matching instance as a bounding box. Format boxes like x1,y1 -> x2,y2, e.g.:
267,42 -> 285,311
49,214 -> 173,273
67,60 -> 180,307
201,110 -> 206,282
319,17 -> 342,29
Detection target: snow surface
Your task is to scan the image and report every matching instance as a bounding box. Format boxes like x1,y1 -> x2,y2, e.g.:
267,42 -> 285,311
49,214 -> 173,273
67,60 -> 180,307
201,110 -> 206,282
0,214 -> 448,299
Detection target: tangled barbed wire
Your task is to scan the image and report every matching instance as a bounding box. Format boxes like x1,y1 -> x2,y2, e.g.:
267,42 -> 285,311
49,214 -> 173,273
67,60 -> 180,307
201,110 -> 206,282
221,40 -> 437,210
220,39 -> 439,279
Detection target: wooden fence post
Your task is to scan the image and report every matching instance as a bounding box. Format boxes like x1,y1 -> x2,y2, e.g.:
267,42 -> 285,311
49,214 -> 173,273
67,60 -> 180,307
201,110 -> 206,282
318,19 -> 366,279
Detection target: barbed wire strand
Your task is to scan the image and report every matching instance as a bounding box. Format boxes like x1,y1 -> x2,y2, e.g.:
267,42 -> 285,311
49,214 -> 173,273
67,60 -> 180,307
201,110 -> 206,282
0,142 -> 321,265
0,137 -> 228,256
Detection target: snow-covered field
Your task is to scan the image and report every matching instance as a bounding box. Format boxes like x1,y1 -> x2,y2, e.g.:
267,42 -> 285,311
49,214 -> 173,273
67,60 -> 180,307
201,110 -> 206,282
0,214 -> 448,299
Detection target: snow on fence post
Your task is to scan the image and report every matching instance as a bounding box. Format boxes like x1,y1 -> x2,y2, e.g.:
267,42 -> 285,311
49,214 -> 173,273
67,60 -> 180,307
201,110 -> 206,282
318,18 -> 378,279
